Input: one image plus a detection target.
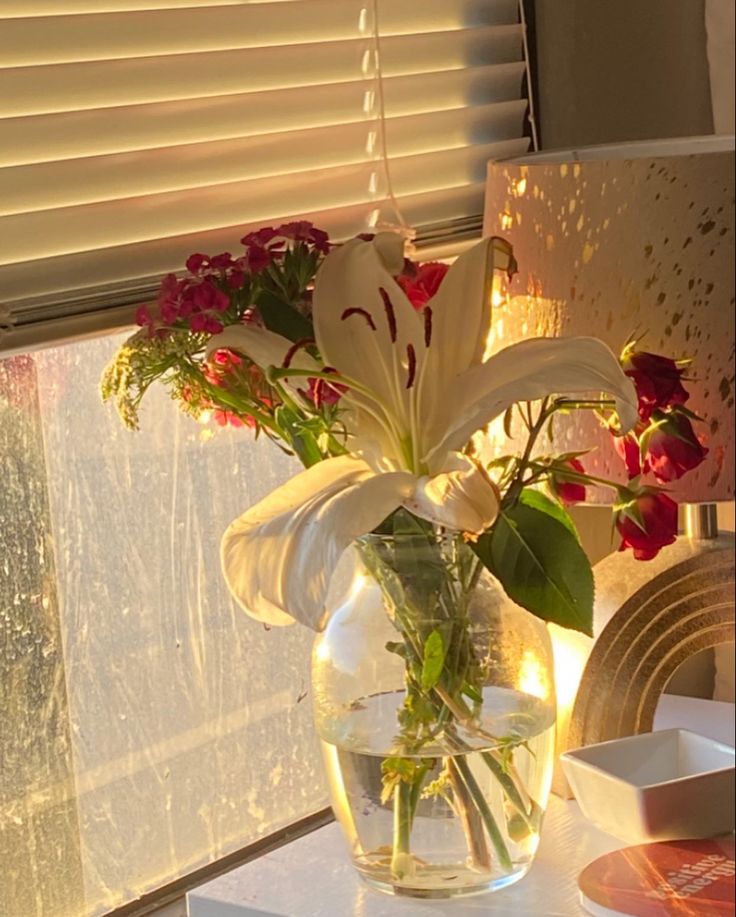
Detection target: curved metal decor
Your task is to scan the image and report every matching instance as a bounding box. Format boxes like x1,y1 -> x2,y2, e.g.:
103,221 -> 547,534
568,548 -> 735,750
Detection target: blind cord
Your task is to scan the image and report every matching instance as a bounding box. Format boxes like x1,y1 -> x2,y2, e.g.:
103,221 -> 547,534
518,0 -> 540,151
369,0 -> 414,240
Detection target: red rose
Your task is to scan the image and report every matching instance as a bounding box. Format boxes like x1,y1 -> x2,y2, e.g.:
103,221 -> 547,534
622,350 -> 690,420
616,490 -> 678,561
397,262 -> 450,310
550,457 -> 587,505
614,432 -> 650,479
644,410 -> 709,483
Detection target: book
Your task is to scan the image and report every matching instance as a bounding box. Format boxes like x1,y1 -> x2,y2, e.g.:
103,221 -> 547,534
579,836 -> 735,916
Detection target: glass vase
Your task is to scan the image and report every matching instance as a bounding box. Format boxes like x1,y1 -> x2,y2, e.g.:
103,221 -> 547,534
312,528 -> 556,899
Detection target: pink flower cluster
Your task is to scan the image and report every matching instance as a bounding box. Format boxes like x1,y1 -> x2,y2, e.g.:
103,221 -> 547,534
241,221 -> 330,271
136,221 -> 331,337
136,266 -> 239,336
202,348 -> 275,429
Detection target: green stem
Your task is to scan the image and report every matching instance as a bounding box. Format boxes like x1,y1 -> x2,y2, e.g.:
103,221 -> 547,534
446,730 -> 540,832
447,759 -> 492,871
452,755 -> 513,871
554,398 -> 616,411
391,781 -> 415,880
527,460 -> 623,493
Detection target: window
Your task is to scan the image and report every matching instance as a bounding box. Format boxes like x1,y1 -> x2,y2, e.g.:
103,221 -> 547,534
1,335 -> 326,916
0,2 -> 534,911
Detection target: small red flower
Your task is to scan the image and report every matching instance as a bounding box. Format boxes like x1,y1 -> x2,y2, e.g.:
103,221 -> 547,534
616,489 -> 678,561
135,304 -> 154,328
186,253 -> 209,275
212,409 -> 252,429
549,457 -> 587,505
622,350 -> 690,421
307,372 -> 348,408
246,246 -> 274,273
397,262 -> 450,310
645,410 -> 709,483
191,280 -> 229,314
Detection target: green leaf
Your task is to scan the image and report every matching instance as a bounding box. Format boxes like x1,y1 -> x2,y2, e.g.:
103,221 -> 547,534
421,629 -> 447,691
472,498 -> 594,635
517,488 -> 580,541
256,290 -> 314,343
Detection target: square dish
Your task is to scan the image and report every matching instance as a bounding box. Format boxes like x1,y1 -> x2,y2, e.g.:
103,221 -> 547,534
561,728 -> 735,844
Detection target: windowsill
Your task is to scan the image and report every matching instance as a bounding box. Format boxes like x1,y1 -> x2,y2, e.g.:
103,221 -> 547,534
186,696 -> 735,917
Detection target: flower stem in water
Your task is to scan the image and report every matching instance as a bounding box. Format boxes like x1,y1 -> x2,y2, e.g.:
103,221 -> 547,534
452,755 -> 513,872
447,758 -> 492,871
391,781 -> 415,880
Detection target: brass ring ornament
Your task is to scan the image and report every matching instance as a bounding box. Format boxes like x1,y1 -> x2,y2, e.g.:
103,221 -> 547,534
567,547 -> 735,750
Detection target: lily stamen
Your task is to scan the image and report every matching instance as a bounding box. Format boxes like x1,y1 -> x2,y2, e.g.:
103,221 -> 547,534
282,337 -> 316,368
405,344 -> 417,389
378,288 -> 398,343
341,307 -> 377,331
424,307 -> 433,348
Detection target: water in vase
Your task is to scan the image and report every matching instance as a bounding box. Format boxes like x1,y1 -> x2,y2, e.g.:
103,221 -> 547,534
321,686 -> 555,897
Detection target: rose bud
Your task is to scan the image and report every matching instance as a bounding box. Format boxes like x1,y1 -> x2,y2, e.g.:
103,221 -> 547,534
549,457 -> 587,505
615,489 -> 678,561
622,350 -> 690,420
643,410 -> 709,483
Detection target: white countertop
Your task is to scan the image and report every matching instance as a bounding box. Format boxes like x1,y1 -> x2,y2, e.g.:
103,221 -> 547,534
187,696 -> 735,917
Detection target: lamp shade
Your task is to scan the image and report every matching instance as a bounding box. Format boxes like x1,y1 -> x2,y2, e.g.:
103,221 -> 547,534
483,136 -> 735,502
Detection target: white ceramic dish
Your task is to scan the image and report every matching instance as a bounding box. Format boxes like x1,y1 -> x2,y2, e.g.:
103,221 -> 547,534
561,728 -> 735,844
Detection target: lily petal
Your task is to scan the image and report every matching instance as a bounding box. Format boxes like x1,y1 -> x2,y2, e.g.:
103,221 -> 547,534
313,236 -> 423,420
372,231 -> 407,276
417,236 -> 516,458
205,324 -> 318,373
425,336 -> 639,468
221,454 -> 414,629
405,452 -> 500,534
426,236 -> 514,375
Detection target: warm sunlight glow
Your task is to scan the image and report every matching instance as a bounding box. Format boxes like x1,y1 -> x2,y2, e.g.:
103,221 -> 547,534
549,623 -> 593,794
518,649 -> 551,701
320,743 -> 363,852
314,639 -> 332,663
551,625 -> 592,719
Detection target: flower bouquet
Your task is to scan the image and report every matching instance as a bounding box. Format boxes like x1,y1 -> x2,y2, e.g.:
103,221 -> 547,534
102,223 -> 706,897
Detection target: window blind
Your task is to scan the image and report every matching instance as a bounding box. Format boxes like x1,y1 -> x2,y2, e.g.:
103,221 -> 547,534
0,0 -> 531,349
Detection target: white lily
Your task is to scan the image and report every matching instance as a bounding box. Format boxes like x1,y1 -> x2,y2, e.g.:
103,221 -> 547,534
207,234 -> 638,630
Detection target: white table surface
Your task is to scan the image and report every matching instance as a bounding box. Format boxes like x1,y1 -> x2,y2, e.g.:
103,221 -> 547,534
187,696 -> 735,917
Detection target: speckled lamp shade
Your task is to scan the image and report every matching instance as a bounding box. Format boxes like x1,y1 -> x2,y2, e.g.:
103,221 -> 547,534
483,136 -> 735,502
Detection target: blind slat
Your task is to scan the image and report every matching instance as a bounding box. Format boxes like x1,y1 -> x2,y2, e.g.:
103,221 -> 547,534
2,0 -> 290,14
2,64 -> 526,167
1,0 -> 520,66
0,140 -> 528,269
1,103 -> 527,216
0,201 -> 393,306
0,27 -> 523,117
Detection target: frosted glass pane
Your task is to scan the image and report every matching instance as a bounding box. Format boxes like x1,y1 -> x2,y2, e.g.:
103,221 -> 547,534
0,333 -> 328,917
